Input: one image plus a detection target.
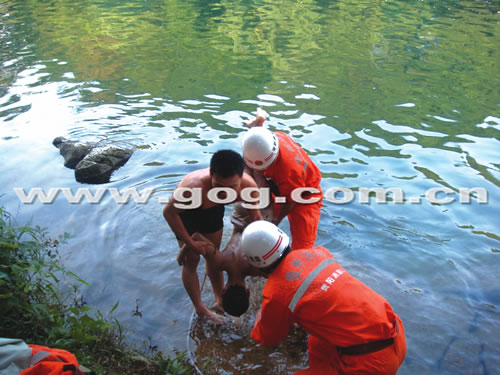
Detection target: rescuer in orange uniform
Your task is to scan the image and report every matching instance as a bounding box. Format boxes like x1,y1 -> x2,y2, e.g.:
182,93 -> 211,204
243,109 -> 322,250
241,221 -> 407,374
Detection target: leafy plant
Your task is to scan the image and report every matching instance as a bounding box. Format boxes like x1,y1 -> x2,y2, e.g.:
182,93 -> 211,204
0,207 -> 196,374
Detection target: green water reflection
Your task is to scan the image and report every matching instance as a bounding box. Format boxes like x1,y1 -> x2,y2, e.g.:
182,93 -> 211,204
3,0 -> 498,118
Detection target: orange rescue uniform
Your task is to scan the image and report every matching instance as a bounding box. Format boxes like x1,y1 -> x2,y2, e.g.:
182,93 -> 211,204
252,247 -> 407,374
264,132 -> 322,250
21,344 -> 83,375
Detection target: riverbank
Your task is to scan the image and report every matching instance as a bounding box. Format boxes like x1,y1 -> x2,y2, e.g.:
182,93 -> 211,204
0,207 -> 196,375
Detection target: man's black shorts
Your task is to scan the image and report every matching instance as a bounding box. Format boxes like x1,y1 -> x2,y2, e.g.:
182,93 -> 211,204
176,205 -> 224,240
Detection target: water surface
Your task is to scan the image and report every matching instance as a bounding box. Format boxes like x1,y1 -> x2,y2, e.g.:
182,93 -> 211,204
0,0 -> 499,373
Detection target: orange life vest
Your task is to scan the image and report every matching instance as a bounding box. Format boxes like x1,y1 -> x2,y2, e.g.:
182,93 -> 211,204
20,345 -> 83,375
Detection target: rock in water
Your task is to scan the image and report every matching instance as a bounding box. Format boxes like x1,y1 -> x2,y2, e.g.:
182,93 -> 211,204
74,146 -> 133,184
53,137 -> 94,169
53,137 -> 134,184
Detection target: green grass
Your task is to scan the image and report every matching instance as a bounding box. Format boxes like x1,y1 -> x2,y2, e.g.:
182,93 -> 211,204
0,206 -> 196,375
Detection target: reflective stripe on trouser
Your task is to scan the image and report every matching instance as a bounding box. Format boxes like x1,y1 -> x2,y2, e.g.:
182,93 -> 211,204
288,200 -> 322,250
295,315 -> 407,375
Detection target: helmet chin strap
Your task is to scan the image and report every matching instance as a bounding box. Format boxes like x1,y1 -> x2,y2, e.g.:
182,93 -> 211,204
262,245 -> 291,274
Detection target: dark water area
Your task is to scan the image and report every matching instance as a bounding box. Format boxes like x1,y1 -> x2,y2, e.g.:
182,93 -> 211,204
1,0 -> 499,373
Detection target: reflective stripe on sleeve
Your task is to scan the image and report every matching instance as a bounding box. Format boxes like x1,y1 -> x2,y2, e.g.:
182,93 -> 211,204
288,258 -> 335,312
30,350 -> 53,366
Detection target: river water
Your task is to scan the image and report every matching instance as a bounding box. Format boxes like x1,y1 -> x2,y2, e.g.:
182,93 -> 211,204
1,0 -> 498,373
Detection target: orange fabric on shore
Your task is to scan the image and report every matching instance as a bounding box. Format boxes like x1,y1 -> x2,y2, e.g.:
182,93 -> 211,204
251,247 -> 406,374
21,345 -> 82,375
264,132 -> 323,249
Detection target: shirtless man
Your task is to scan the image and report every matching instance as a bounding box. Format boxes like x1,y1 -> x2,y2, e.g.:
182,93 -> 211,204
163,150 -> 262,319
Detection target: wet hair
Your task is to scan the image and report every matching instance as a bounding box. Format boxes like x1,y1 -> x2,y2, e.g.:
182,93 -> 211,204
210,150 -> 244,178
222,284 -> 249,317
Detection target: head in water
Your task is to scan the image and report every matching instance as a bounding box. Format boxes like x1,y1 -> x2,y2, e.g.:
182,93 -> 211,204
222,284 -> 250,317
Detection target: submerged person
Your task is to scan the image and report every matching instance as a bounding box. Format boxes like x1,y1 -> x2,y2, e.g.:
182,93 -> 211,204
163,150 -> 262,320
180,203 -> 273,317
242,109 -> 323,250
241,221 -> 407,374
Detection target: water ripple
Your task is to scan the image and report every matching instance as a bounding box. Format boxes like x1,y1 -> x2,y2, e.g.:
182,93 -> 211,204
0,0 -> 498,372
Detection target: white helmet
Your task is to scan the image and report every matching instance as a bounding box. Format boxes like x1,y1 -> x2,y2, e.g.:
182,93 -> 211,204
242,127 -> 279,170
241,221 -> 290,268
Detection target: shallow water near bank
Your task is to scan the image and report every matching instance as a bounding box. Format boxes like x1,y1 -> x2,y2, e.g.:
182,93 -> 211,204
189,277 -> 309,374
1,0 -> 499,373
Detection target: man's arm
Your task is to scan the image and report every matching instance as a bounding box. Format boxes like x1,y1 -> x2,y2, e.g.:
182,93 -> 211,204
248,205 -> 263,222
251,296 -> 294,347
163,198 -> 213,257
191,233 -> 218,265
272,201 -> 296,226
240,172 -> 264,221
244,107 -> 268,128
